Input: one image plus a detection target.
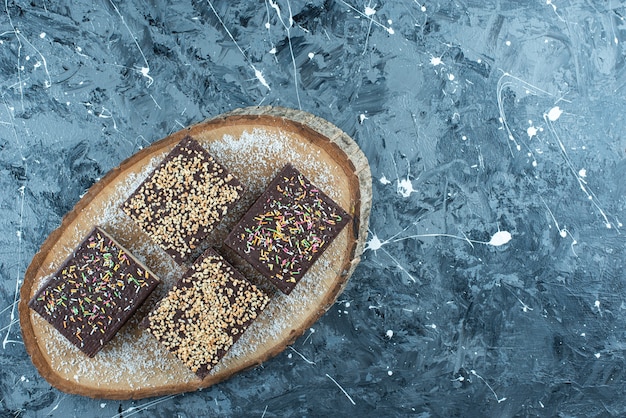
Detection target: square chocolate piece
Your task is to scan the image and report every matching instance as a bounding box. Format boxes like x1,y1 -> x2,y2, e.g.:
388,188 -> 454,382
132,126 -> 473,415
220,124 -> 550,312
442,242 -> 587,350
142,248 -> 269,379
224,164 -> 351,295
28,227 -> 160,357
122,136 -> 244,264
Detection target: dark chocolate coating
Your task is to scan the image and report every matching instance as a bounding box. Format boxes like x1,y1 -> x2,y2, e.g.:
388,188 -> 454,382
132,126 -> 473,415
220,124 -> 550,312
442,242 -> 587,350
28,227 -> 160,357
224,164 -> 351,294
122,136 -> 244,264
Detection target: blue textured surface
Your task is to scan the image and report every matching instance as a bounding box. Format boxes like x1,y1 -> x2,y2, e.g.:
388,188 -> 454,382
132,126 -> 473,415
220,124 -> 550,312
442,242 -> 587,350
1,1 -> 625,417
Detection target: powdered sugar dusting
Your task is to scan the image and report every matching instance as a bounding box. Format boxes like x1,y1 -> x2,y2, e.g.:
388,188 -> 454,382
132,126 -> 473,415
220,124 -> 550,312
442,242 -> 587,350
221,241 -> 341,364
28,127 -> 355,390
209,128 -> 341,201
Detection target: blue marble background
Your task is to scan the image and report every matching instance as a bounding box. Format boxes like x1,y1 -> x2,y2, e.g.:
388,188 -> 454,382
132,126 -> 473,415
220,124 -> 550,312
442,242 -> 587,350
1,0 -> 625,416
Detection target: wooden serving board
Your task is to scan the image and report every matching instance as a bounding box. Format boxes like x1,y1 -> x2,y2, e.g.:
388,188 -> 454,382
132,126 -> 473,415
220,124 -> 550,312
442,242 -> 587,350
19,106 -> 372,399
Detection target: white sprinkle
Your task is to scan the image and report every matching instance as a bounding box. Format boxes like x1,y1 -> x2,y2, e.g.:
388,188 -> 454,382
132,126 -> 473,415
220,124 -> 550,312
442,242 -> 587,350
265,22 -> 270,29
269,47 -> 277,54
345,302 -> 351,308
39,32 -> 46,38
578,168 -> 586,178
386,329 -> 394,339
595,353 -> 601,359
527,126 -> 538,139
448,73 -> 455,81
100,403 -> 106,408
461,135 -> 467,141
387,370 -> 393,376
505,40 -> 511,46
359,113 -> 368,124
308,52 -> 315,60
546,106 -> 563,121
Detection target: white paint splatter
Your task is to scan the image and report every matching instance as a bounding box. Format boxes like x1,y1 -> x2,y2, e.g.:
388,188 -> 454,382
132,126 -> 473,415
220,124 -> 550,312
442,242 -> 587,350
326,374 -> 356,405
140,67 -> 153,87
470,370 -> 507,403
364,6 -> 376,16
288,346 -> 316,364
397,178 -> 417,197
209,1 -> 271,92
488,230 -> 512,246
267,0 -> 300,106
546,106 -> 563,121
527,125 -> 538,139
379,175 -> 391,185
430,56 -> 443,66
108,0 -> 152,87
253,66 -> 271,90
3,185 -> 25,349
366,234 -> 383,251
307,52 -> 315,59
386,329 -> 394,339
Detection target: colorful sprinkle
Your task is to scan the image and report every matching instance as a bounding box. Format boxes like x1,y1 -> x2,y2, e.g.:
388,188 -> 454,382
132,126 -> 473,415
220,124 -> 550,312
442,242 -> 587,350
28,227 -> 160,357
225,164 -> 351,294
